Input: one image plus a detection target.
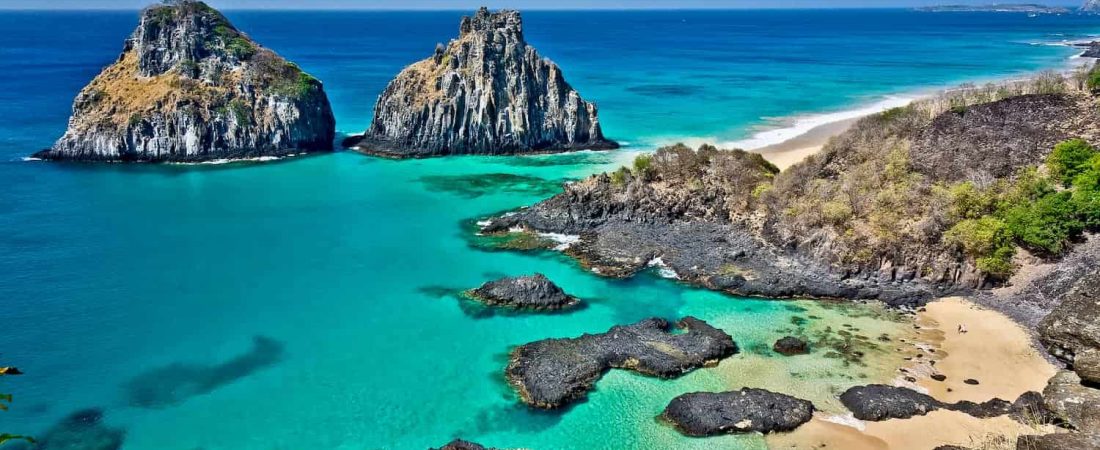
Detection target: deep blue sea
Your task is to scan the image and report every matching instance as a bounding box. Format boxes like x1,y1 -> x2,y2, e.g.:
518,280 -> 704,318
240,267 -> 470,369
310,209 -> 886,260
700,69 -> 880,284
1,8 -> 1098,450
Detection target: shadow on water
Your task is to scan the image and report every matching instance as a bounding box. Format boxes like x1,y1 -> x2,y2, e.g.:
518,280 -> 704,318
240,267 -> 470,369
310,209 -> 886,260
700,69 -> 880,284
497,151 -> 615,168
122,336 -> 284,409
6,408 -> 124,450
416,173 -> 566,199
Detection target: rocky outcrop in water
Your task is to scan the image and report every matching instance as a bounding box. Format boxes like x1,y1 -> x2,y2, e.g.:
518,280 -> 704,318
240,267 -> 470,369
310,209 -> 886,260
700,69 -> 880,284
661,389 -> 815,436
465,274 -> 580,311
432,439 -> 493,450
773,336 -> 810,356
505,317 -> 737,409
1083,0 -> 1100,13
34,1 -> 335,162
839,385 -> 1045,422
346,7 -> 617,157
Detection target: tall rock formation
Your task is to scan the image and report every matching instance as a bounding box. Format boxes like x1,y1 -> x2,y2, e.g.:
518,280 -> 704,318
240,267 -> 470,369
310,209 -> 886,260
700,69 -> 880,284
346,7 -> 618,158
1084,0 -> 1100,13
36,1 -> 336,162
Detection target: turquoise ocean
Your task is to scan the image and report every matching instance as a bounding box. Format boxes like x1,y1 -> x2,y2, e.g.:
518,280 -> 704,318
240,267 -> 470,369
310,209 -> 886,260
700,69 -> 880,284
1,8 -> 1098,450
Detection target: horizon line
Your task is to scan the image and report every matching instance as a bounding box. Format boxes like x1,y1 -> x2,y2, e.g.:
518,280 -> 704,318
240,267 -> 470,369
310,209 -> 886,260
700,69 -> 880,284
0,6 -> 1033,11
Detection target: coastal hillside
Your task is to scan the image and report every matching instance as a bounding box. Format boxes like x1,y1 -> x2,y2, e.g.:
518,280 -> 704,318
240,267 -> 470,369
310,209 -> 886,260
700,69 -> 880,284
484,71 -> 1100,306
35,0 -> 336,162
345,7 -> 618,157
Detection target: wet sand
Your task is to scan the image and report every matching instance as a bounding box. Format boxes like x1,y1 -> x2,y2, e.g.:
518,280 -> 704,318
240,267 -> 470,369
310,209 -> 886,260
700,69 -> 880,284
767,297 -> 1058,450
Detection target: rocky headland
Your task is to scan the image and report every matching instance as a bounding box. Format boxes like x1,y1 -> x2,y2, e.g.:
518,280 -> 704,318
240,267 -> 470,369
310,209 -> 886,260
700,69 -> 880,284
481,75 -> 1100,308
34,0 -> 335,162
505,317 -> 737,409
344,7 -> 617,157
464,274 -> 580,311
661,389 -> 816,436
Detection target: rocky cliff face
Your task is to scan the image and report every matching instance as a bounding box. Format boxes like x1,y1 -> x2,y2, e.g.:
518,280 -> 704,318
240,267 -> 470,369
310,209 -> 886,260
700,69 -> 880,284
346,7 -> 617,157
35,1 -> 336,162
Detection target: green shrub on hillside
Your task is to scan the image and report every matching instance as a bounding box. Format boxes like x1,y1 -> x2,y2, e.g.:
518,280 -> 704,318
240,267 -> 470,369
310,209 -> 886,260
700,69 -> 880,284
1047,138 -> 1097,186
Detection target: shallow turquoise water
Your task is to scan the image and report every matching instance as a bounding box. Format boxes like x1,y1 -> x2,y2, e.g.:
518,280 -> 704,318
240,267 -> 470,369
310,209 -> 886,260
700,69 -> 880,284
1,9 -> 1099,450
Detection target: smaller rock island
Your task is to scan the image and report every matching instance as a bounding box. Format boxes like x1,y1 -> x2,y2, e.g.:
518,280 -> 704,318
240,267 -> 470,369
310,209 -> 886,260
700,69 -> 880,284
662,389 -> 815,436
505,317 -> 737,409
36,0 -> 336,162
465,274 -> 580,311
346,7 -> 618,157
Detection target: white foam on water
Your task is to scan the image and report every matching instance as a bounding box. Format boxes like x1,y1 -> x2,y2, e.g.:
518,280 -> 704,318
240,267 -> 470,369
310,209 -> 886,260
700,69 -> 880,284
539,232 -> 580,251
646,257 -> 679,279
821,413 -> 866,431
21,157 -> 43,162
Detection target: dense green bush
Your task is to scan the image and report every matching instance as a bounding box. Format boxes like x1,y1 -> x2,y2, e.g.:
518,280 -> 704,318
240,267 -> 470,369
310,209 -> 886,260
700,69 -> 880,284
632,154 -> 656,181
1047,138 -> 1097,185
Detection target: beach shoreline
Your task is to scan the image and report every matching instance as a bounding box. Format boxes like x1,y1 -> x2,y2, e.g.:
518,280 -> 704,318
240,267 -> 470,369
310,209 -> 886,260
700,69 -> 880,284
767,297 -> 1058,450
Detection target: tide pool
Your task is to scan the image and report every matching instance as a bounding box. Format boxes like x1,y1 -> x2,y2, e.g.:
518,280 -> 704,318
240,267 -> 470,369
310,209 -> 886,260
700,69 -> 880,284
1,9 -> 1098,450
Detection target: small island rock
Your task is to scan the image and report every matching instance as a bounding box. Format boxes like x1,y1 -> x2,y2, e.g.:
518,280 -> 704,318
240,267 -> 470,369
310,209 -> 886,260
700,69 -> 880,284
465,274 -> 580,311
662,389 -> 815,436
506,317 -> 737,409
347,7 -> 617,157
35,1 -> 335,162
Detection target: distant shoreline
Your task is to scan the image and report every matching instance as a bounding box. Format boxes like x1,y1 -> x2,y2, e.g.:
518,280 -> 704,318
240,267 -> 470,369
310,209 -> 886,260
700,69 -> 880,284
750,47 -> 1096,170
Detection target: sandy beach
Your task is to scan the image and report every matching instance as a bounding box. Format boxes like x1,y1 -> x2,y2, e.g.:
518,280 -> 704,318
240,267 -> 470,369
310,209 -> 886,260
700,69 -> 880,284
751,117 -> 861,170
767,297 -> 1058,450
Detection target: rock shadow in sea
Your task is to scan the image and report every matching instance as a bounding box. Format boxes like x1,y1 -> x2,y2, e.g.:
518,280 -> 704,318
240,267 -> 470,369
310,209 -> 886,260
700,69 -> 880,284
4,408 -> 124,450
122,336 -> 284,409
498,152 -> 614,167
416,173 -> 566,199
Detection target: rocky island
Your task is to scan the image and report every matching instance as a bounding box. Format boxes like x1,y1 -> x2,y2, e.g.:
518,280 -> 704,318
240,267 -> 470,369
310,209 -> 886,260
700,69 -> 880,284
34,0 -> 335,162
344,8 -> 618,157
505,317 -> 736,409
661,389 -> 816,436
915,4 -> 1071,13
464,274 -> 580,311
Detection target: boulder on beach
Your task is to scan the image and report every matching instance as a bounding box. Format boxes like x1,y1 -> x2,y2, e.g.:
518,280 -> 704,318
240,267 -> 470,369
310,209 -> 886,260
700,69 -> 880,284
661,389 -> 815,436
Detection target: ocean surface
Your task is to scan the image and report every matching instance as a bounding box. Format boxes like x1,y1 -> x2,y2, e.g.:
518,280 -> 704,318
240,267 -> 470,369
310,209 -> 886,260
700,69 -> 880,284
1,8 -> 1098,450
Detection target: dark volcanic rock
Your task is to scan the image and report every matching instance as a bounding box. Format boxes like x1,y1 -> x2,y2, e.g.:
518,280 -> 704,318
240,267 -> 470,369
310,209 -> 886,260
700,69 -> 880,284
351,7 -> 617,157
839,385 -> 1040,421
661,389 -> 815,436
505,317 -> 737,409
432,439 -> 492,450
773,336 -> 810,356
1042,370 -> 1100,431
911,94 -> 1100,183
1017,433 -> 1100,450
1039,273 -> 1100,383
35,1 -> 335,162
466,274 -> 580,311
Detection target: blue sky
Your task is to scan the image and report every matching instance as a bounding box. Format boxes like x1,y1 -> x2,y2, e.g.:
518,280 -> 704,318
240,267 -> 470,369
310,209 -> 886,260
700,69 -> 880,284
0,0 -> 1083,9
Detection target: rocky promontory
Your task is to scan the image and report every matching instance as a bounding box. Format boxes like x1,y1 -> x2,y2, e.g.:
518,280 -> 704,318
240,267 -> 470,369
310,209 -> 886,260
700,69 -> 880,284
505,317 -> 737,409
345,7 -> 617,157
661,389 -> 815,436
35,1 -> 335,162
482,79 -> 1100,307
465,274 -> 580,311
